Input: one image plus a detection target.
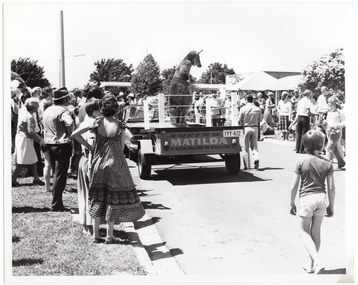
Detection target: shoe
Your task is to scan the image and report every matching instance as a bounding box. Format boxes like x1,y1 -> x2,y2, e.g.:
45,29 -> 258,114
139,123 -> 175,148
12,181 -> 21,187
33,179 -> 45,186
338,163 -> 345,170
93,237 -> 105,244
314,264 -> 325,274
254,160 -> 259,169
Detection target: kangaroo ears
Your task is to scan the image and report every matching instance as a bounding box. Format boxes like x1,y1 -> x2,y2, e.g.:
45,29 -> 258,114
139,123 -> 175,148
198,49 -> 203,54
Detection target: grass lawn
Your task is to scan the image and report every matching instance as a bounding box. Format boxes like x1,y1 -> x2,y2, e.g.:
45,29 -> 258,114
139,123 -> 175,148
11,172 -> 147,276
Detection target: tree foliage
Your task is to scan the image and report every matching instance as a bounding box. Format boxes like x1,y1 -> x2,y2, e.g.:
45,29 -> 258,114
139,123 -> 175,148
161,66 -> 176,95
198,62 -> 235,84
89,58 -> 133,94
299,48 -> 345,93
11,57 -> 50,88
131,54 -> 161,97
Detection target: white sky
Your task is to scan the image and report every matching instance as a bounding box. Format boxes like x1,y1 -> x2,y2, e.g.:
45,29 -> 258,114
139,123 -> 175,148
3,2 -> 355,90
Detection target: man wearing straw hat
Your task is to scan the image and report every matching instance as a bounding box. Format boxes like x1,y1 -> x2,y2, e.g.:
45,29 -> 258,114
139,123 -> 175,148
43,87 -> 75,212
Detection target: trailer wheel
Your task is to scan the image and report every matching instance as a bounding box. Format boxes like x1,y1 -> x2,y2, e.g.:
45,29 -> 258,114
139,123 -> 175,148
138,148 -> 152,179
225,153 -> 241,175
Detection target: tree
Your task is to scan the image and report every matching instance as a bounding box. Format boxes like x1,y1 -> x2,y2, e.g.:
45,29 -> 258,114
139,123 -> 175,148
299,48 -> 345,94
161,67 -> 176,95
11,57 -> 50,88
89,58 -> 133,94
131,54 -> 161,97
198,62 -> 235,84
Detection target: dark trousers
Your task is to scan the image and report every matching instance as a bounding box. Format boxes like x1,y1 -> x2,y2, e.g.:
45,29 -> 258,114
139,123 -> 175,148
295,116 -> 310,153
48,143 -> 72,210
33,140 -> 44,176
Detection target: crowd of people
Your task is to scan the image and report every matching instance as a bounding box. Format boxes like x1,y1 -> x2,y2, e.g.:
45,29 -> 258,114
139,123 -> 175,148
11,83 -> 144,243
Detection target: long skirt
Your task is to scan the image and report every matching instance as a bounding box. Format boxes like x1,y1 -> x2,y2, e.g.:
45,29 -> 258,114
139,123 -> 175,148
77,155 -> 92,226
14,134 -> 37,165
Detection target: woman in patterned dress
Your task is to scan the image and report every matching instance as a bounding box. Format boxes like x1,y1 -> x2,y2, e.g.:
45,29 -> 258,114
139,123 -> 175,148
277,91 -> 292,140
72,94 -> 145,243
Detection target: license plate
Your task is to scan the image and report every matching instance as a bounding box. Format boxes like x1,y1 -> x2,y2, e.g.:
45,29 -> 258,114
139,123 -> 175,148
223,130 -> 242,137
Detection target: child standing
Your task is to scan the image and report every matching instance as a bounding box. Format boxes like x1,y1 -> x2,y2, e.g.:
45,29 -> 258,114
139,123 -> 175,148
289,130 -> 336,274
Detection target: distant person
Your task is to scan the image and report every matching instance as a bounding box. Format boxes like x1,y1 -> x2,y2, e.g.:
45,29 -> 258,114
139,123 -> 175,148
324,96 -> 345,169
295,89 -> 312,153
78,85 -> 104,124
12,98 -> 45,187
238,94 -> 262,169
264,92 -> 275,127
317,86 -> 330,124
290,130 -> 335,274
72,94 -> 145,244
43,87 -> 75,211
277,91 -> 292,140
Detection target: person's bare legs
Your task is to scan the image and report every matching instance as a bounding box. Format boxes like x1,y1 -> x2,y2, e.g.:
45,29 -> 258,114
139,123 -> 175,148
43,151 -> 52,191
299,216 -> 324,273
30,163 -> 40,181
12,164 -> 24,184
106,221 -> 115,239
92,217 -> 101,240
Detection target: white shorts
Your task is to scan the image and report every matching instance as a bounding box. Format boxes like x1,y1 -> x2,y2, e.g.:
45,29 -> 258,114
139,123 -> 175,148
297,193 -> 328,217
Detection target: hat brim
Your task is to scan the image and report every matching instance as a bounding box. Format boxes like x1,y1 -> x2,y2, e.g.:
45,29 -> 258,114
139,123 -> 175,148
53,94 -> 70,100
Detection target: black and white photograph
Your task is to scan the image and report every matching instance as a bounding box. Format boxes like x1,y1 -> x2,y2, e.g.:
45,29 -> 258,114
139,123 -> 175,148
3,1 -> 357,284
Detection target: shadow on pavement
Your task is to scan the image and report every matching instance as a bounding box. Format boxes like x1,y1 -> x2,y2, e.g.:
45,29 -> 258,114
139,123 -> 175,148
320,268 -> 346,274
257,167 -> 284,171
142,201 -> 171,210
134,217 -> 161,230
12,206 -> 51,213
150,167 -> 269,186
145,242 -> 184,261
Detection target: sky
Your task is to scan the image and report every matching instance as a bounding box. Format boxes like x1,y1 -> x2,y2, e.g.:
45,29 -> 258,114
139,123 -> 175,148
3,2 -> 356,90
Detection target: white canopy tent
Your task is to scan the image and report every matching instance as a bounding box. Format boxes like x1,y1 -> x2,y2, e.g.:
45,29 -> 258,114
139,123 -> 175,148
276,75 -> 302,91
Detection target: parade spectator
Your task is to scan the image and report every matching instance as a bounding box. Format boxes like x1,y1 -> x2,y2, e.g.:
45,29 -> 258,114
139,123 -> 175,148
277,91 -> 292,140
256,92 -> 265,114
73,88 -> 86,107
11,88 -> 21,153
43,87 -> 75,212
317,86 -> 330,123
309,94 -> 319,127
78,85 -> 104,123
290,129 -> 335,274
38,87 -> 53,121
72,94 -> 145,244
126,93 -> 136,104
12,98 -> 45,187
264,92 -> 275,127
324,96 -> 345,169
295,89 -> 312,153
74,98 -> 102,236
238,94 -> 262,169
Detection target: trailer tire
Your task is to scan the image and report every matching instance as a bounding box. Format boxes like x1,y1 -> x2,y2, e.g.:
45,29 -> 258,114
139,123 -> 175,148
138,148 -> 152,180
225,153 -> 241,175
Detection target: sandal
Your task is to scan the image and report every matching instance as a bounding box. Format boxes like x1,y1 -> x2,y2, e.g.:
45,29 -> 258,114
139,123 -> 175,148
92,237 -> 105,244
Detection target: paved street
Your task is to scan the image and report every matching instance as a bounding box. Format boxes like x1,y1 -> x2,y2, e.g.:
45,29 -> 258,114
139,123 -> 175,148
129,138 -> 349,280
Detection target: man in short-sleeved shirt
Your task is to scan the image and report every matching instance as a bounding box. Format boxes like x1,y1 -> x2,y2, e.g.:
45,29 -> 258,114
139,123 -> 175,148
43,87 -> 75,211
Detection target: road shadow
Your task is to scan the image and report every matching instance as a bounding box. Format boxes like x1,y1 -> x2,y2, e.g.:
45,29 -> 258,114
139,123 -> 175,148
141,201 -> 171,210
151,167 -> 269,186
12,206 -> 51,213
134,217 -> 161,230
144,242 -> 184,261
13,258 -> 44,267
319,268 -> 346,274
257,167 -> 284,171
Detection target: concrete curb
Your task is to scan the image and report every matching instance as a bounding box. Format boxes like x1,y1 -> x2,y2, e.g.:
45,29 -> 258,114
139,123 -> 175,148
132,214 -> 185,276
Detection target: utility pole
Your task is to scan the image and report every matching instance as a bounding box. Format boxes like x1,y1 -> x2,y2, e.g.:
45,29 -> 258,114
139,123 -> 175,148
60,10 -> 66,87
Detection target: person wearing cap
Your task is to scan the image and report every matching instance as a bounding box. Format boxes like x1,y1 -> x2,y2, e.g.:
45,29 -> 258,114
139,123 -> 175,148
295,89 -> 313,153
277,91 -> 292,140
43,87 -> 75,211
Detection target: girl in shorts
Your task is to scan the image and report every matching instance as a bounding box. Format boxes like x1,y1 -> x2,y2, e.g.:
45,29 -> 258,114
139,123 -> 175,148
289,130 -> 336,274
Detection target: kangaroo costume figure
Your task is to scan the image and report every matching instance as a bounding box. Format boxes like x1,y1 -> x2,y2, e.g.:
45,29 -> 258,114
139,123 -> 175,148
169,50 -> 202,124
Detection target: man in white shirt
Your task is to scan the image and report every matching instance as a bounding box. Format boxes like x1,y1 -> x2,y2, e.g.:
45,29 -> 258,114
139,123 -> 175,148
238,94 -> 262,169
295,89 -> 313,153
317,86 -> 330,122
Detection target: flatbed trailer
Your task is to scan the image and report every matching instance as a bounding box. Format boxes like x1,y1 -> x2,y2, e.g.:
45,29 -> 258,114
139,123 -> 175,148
130,93 -> 245,179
